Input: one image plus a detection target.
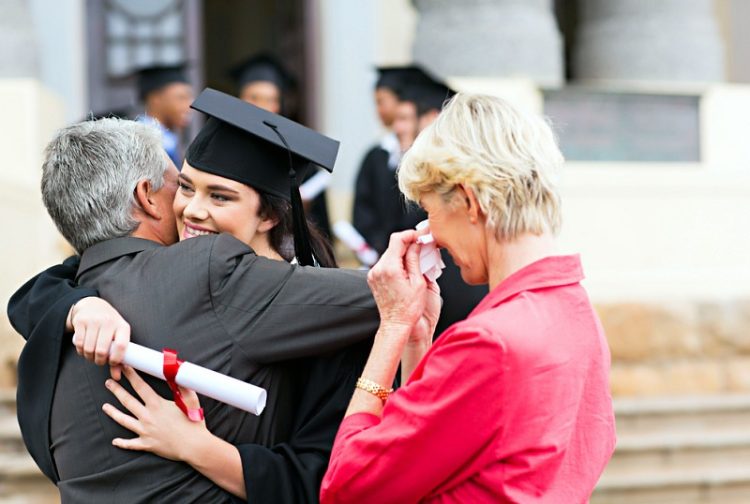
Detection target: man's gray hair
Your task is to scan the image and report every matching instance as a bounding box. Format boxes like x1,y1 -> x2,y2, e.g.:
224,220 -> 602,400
41,118 -> 168,253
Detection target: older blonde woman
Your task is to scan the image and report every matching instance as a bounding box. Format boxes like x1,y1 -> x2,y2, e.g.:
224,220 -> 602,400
320,94 -> 616,503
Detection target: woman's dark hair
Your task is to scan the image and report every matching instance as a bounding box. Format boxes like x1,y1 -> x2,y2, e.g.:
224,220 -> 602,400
258,192 -> 337,268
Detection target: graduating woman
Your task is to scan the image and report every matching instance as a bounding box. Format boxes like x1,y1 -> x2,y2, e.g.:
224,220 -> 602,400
8,90 -> 378,502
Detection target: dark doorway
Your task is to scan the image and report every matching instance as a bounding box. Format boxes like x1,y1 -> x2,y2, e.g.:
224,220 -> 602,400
202,0 -> 309,124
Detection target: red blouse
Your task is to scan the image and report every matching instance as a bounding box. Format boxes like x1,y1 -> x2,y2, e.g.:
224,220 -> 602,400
321,255 -> 616,503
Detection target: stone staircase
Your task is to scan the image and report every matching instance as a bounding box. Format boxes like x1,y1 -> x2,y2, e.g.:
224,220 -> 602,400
1,384 -> 750,503
592,394 -> 750,504
0,390 -> 58,504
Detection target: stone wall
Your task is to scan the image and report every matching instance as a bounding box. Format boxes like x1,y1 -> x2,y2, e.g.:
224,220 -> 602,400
600,301 -> 750,396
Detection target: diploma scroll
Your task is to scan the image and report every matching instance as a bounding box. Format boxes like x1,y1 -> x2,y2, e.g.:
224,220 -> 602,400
333,221 -> 379,267
77,338 -> 267,415
299,171 -> 331,201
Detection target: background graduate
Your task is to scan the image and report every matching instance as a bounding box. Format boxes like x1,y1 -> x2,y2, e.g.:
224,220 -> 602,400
135,64 -> 194,168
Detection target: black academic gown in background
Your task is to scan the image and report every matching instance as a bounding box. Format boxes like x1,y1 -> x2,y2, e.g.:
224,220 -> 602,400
353,145 -> 424,255
351,144 -> 484,336
302,168 -> 333,242
8,235 -> 377,503
434,251 -> 487,338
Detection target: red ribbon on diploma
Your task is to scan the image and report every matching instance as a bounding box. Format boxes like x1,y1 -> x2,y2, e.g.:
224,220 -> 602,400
162,348 -> 204,422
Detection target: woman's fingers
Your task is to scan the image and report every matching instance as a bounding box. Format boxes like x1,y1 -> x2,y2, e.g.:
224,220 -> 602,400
108,321 -> 131,367
105,378 -> 147,419
70,297 -> 131,366
94,321 -> 115,366
121,366 -> 161,407
73,323 -> 85,356
112,436 -> 150,452
102,403 -> 143,434
178,386 -> 202,410
110,365 -> 122,381
383,230 -> 418,261
369,231 -> 418,284
404,242 -> 423,282
82,325 -> 98,362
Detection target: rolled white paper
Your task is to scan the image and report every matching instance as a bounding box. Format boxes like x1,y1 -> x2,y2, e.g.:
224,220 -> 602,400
333,221 -> 380,267
299,171 -> 331,201
77,337 -> 267,415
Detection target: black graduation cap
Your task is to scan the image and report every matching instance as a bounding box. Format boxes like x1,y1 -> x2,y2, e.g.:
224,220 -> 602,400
186,88 -> 339,266
375,65 -> 430,93
396,67 -> 455,115
230,53 -> 295,93
136,64 -> 189,101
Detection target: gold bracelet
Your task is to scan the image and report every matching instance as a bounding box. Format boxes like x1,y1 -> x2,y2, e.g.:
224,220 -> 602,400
355,377 -> 394,402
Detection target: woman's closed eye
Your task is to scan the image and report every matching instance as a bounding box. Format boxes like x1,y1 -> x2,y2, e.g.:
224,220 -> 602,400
177,181 -> 194,193
211,192 -> 233,202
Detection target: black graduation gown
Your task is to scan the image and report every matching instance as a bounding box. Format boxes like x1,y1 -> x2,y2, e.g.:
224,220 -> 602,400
7,256 -> 97,483
7,258 -> 370,503
352,145 -> 424,255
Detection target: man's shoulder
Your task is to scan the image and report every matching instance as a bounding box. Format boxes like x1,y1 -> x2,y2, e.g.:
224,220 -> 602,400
80,235 -> 255,289
138,234 -> 253,263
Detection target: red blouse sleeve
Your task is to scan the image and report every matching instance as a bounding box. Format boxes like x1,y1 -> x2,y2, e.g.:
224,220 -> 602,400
320,327 -> 505,503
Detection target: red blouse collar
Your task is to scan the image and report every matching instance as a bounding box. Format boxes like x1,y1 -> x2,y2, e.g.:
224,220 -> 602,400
470,255 -> 584,316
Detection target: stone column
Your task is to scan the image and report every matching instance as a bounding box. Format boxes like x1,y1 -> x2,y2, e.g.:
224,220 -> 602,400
574,0 -> 725,83
411,0 -> 563,87
0,0 -> 39,78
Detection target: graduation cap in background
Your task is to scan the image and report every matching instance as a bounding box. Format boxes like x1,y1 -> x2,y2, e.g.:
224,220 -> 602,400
230,53 -> 296,93
135,64 -> 190,101
186,88 -> 339,266
395,66 -> 456,116
374,65 -> 435,94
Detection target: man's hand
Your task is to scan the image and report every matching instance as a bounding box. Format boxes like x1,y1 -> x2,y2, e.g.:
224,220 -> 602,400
68,297 -> 130,379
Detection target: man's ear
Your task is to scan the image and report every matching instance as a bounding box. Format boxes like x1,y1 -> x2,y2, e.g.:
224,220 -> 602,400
133,179 -> 161,220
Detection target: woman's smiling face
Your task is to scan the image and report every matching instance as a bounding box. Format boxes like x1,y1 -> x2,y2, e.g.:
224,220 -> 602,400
173,162 -> 277,252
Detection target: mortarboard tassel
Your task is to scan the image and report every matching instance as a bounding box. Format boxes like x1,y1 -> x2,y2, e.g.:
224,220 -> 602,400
263,121 -> 316,266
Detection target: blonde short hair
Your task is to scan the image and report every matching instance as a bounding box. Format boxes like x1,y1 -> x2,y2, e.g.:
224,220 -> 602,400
398,93 -> 563,241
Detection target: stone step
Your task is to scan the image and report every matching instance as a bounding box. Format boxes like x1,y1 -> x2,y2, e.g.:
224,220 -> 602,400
607,430 -> 750,473
0,453 -> 58,502
593,395 -> 750,503
614,394 -> 750,435
592,466 -> 750,504
0,415 -> 27,454
0,389 -> 16,416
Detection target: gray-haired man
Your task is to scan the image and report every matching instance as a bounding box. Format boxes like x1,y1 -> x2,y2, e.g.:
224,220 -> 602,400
9,115 -> 378,502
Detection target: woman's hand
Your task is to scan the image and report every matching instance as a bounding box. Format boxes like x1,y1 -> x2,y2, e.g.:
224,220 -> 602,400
367,230 -> 427,330
102,365 -> 209,462
410,279 -> 441,345
69,296 -> 131,379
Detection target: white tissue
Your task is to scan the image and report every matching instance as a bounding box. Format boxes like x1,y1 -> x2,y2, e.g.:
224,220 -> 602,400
416,220 -> 445,282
